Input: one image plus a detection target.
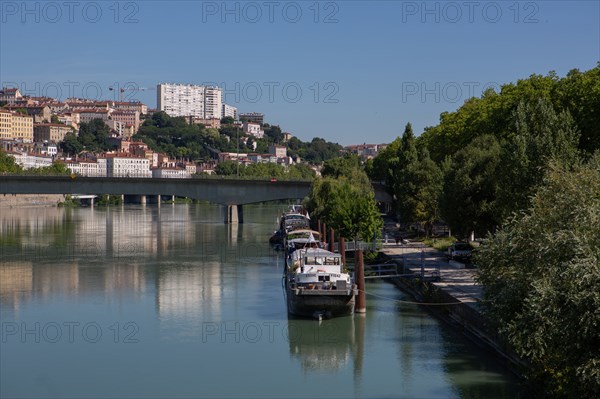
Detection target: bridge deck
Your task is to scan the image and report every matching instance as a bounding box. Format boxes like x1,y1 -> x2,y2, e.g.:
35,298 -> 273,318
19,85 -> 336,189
0,176 -> 392,206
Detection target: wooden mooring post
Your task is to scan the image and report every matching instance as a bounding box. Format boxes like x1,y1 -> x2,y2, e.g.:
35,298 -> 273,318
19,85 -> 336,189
329,228 -> 334,252
355,249 -> 366,313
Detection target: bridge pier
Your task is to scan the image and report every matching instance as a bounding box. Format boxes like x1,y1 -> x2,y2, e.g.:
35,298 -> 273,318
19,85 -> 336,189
224,204 -> 244,224
124,194 -> 148,204
147,195 -> 161,204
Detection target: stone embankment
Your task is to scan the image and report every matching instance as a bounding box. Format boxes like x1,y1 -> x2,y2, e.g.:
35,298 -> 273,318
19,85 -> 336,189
0,194 -> 64,207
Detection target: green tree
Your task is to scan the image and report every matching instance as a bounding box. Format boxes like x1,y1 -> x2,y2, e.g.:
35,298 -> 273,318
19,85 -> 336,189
476,156 -> 600,397
367,136 -> 402,185
0,150 -> 23,173
287,163 -> 316,180
497,99 -> 581,220
411,147 -> 443,236
393,123 -> 420,224
419,65 -> 599,163
220,116 -> 235,124
264,125 -> 284,144
306,176 -> 382,241
24,162 -> 71,176
440,134 -> 502,238
78,119 -> 112,152
215,160 -> 240,176
60,132 -> 84,156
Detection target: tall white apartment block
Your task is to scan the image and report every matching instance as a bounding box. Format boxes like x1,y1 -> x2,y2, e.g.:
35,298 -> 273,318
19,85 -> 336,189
222,103 -> 237,120
204,87 -> 222,119
157,83 -> 222,119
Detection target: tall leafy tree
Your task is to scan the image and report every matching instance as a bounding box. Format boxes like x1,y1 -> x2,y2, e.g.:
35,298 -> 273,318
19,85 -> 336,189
440,134 -> 502,238
306,156 -> 382,241
411,147 -> 443,236
476,156 -> 600,397
496,99 -> 581,220
367,136 -> 402,185
393,123 -> 419,224
306,177 -> 382,242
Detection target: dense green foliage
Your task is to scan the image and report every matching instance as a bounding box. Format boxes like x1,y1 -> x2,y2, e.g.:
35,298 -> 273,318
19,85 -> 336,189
24,162 -> 71,176
286,137 -> 344,164
419,65 -> 599,163
476,157 -> 600,397
0,150 -> 23,173
305,157 -> 382,241
213,160 -> 315,180
440,134 -> 502,237
130,112 -> 344,171
369,124 -> 443,233
59,118 -> 115,155
370,66 -> 596,238
77,119 -> 115,153
135,112 -> 236,160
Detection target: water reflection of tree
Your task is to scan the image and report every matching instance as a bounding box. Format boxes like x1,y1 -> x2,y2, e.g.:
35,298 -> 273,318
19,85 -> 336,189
438,323 -> 523,398
0,207 -> 78,257
287,315 -> 365,376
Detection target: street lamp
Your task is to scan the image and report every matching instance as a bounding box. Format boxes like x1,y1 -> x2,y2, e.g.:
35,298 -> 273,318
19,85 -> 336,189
236,125 -> 239,178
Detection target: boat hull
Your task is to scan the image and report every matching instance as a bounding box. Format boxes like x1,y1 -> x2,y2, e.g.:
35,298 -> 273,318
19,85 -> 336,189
285,286 -> 357,319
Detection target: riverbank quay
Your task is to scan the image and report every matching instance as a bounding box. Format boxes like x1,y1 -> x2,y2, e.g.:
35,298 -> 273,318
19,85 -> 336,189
378,238 -> 527,375
0,194 -> 64,207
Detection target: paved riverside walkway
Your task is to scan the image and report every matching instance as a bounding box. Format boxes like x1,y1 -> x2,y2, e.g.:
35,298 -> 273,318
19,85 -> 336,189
379,240 -> 483,310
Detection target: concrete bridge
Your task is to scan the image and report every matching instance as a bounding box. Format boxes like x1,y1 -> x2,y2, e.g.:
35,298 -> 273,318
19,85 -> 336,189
0,176 -> 392,222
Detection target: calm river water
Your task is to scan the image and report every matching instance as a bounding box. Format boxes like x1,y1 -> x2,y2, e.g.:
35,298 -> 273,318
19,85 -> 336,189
0,204 -> 523,398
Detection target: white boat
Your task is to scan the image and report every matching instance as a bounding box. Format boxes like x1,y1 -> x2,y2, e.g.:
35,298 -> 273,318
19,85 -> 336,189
283,231 -> 357,319
270,208 -> 311,248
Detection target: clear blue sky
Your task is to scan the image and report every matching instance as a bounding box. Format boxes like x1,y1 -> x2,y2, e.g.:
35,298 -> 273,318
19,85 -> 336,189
1,1 -> 598,145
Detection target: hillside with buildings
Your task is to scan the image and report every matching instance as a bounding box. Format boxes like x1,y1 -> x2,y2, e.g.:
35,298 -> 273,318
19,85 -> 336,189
0,84 -> 388,178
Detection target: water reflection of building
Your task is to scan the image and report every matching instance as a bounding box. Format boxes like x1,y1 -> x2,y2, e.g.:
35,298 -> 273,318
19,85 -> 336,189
0,259 -> 147,314
0,262 -> 33,314
0,204 -> 256,318
287,315 -> 365,376
156,262 -> 225,337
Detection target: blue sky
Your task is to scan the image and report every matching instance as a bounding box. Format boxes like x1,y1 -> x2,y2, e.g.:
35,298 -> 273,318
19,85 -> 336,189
1,1 -> 598,145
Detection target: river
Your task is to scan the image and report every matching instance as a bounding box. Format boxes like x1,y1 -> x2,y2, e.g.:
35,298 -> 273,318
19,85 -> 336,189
0,203 -> 523,398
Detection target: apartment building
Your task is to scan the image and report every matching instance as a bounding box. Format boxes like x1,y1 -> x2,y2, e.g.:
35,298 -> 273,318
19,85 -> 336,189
65,160 -> 107,177
151,167 -> 191,179
222,103 -> 237,120
113,101 -> 148,115
0,88 -> 22,104
157,83 -> 222,119
11,112 -> 34,142
269,144 -> 287,158
33,124 -> 74,143
110,110 -> 140,132
243,122 -> 264,138
9,151 -> 53,169
0,109 -> 11,139
76,109 -> 112,124
103,153 -> 151,178
239,112 -> 264,125
4,105 -> 51,123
